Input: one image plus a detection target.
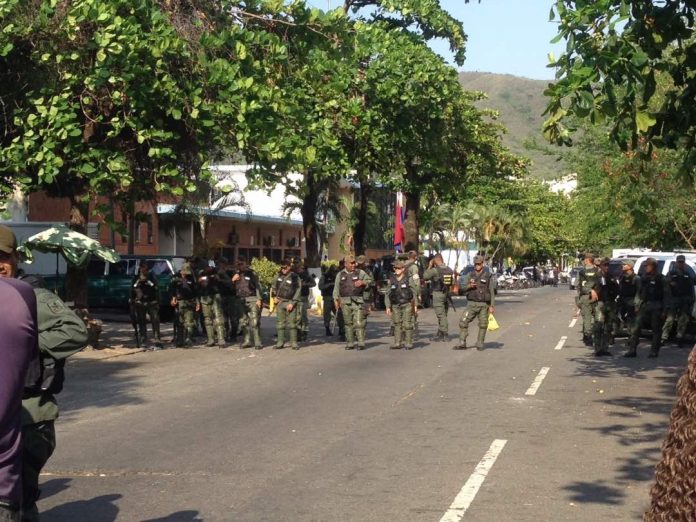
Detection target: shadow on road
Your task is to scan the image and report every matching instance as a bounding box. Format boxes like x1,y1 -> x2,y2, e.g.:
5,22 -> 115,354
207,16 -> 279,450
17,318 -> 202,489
562,343 -> 692,510
43,493 -> 121,522
60,360 -> 146,420
143,511 -> 203,522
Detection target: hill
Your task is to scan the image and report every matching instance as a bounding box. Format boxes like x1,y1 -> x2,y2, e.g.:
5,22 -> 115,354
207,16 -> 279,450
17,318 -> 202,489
458,71 -> 566,180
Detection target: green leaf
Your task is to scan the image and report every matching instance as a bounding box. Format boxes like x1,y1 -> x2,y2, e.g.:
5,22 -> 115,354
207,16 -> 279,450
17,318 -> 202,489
635,111 -> 656,133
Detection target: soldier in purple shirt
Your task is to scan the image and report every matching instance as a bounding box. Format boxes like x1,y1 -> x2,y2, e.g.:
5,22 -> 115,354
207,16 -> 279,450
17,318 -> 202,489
0,278 -> 38,522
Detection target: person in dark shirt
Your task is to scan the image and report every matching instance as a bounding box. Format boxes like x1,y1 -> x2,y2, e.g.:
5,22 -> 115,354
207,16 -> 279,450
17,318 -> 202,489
0,277 -> 38,522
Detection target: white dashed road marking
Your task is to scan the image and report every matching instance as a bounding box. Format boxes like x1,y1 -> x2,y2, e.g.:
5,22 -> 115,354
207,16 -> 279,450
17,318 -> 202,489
525,367 -> 551,396
440,439 -> 508,522
569,318 -> 578,328
554,336 -> 568,351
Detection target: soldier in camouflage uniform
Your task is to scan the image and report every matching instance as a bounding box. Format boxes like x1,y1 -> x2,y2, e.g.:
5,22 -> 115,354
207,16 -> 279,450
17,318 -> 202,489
636,257 -> 669,358
131,262 -> 162,349
661,254 -> 695,346
169,263 -> 199,347
294,259 -> 315,342
385,259 -> 419,349
455,255 -> 495,351
0,225 -> 88,522
197,267 -> 226,347
333,255 -> 370,350
319,264 -> 339,336
356,255 -> 374,343
216,258 -> 239,342
592,257 -> 620,356
272,258 -> 302,349
577,253 -> 599,346
232,257 -> 263,349
424,253 -> 455,341
619,259 -> 642,357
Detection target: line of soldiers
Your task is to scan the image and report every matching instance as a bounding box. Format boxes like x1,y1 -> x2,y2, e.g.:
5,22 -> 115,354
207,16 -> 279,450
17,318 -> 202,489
576,254 -> 695,358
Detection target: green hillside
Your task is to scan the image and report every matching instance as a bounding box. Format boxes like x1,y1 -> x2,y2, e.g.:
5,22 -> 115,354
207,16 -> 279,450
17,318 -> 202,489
458,72 -> 567,180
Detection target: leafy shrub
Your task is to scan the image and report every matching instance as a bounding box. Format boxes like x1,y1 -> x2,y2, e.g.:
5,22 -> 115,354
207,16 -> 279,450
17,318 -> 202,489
251,257 -> 280,291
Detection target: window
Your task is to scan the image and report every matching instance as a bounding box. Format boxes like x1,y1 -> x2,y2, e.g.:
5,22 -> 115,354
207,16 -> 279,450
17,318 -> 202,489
87,259 -> 106,277
148,260 -> 171,276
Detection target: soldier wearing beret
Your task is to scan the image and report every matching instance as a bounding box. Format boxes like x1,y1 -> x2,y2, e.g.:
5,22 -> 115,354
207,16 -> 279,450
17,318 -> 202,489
455,255 -> 495,351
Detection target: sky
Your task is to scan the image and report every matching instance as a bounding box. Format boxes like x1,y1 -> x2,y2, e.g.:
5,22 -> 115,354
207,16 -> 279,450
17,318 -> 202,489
305,0 -> 565,81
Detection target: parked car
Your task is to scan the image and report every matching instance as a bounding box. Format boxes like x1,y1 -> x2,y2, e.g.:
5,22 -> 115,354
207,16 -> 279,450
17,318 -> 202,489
42,255 -> 189,318
568,267 -> 581,290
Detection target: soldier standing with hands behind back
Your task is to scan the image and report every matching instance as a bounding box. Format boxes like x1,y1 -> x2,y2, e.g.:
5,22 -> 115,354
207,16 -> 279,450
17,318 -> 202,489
272,259 -> 301,350
232,257 -> 263,349
455,255 -> 495,351
577,253 -> 599,346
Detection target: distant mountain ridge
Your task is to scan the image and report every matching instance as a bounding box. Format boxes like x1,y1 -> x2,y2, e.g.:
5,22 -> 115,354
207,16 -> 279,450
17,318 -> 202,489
458,71 -> 566,179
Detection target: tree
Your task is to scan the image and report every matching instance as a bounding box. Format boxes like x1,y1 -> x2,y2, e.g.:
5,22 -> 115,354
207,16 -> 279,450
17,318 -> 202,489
544,1 -> 696,176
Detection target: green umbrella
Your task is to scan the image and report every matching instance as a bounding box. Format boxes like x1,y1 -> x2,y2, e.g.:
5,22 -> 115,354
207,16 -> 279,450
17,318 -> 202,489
20,224 -> 120,267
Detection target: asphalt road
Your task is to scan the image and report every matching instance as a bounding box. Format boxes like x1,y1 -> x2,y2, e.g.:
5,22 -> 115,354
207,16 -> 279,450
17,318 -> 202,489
38,287 -> 690,521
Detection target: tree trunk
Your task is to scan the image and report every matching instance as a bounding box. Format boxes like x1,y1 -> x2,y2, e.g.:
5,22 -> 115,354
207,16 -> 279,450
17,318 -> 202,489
127,208 -> 136,255
301,170 -> 321,268
65,198 -> 89,308
403,192 -> 420,252
353,177 -> 371,255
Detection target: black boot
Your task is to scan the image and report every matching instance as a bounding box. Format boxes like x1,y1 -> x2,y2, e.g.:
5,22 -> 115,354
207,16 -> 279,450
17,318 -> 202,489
325,327 -> 333,336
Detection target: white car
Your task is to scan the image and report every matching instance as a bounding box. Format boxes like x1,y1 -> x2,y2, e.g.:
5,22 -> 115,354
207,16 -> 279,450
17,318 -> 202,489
634,254 -> 696,318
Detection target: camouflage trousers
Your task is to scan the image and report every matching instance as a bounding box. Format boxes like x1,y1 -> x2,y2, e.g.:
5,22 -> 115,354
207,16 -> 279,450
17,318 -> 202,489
220,295 -> 240,340
341,299 -> 365,349
432,291 -> 449,335
200,294 -> 226,345
459,301 -> 489,349
297,296 -> 310,336
21,421 -> 56,522
174,298 -> 197,346
662,298 -> 694,342
275,299 -> 298,348
577,294 -> 596,338
390,302 -> 414,348
239,297 -> 262,347
593,301 -> 617,354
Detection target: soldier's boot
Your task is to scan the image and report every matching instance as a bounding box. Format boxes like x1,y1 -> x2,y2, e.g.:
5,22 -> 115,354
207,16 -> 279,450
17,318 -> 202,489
404,329 -> 414,350
391,326 -> 402,349
275,329 -> 285,349
389,325 -> 395,336
623,343 -> 638,358
344,329 -> 355,350
252,325 -> 263,349
475,330 -> 486,351
356,326 -> 366,350
430,331 -> 446,342
216,325 -> 226,348
205,328 -> 215,346
325,326 -> 333,336
289,328 -> 299,350
241,330 -> 252,348
454,326 -> 469,350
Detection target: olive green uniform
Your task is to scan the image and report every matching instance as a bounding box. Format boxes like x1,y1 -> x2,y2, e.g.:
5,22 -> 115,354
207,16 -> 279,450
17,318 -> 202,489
234,269 -> 263,348
577,263 -> 599,343
592,271 -> 620,355
424,265 -> 455,337
459,269 -> 495,350
359,269 -> 374,340
198,272 -> 226,346
169,271 -> 198,347
661,268 -> 695,343
217,270 -> 239,341
619,271 -> 642,356
296,269 -> 316,341
635,272 -> 668,357
333,268 -> 370,350
272,271 -> 301,349
319,270 -> 343,335
385,273 -> 419,349
21,287 -> 88,522
130,272 -> 161,346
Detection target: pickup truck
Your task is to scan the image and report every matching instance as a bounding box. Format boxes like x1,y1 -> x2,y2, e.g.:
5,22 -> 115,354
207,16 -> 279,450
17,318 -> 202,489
41,255 -> 188,316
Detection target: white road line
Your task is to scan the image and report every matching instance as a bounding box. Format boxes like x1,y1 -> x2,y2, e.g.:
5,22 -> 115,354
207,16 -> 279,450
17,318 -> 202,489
569,317 -> 578,328
525,367 -> 551,396
439,439 -> 508,522
554,336 -> 568,351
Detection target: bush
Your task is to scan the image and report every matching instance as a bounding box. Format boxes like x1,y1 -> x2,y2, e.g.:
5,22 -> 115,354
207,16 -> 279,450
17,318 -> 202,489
251,257 -> 280,291
321,259 -> 339,273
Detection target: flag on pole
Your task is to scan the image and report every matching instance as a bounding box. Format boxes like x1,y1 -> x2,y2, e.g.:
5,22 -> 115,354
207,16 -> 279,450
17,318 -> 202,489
394,191 -> 405,251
